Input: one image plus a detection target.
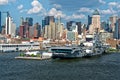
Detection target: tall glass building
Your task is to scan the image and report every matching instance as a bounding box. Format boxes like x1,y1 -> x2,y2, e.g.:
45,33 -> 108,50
26,17 -> 33,26
0,11 -> 1,33
114,18 -> 120,39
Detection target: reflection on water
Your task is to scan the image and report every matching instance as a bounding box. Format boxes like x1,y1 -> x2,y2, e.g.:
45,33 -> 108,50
0,52 -> 120,80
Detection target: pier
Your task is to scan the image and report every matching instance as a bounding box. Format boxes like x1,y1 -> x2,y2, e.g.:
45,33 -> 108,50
15,56 -> 51,60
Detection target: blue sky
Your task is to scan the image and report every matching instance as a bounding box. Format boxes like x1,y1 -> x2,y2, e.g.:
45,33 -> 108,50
1,0 -> 120,27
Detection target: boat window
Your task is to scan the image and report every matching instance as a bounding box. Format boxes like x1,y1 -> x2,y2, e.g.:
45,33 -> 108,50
51,49 -> 72,53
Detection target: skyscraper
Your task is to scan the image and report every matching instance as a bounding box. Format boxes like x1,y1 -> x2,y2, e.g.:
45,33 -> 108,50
0,11 -> 1,33
114,18 -> 120,39
89,9 -> 101,34
66,21 -> 74,31
87,15 -> 92,30
109,16 -> 117,32
20,17 -> 24,26
26,17 -> 33,26
76,22 -> 81,35
5,16 -> 16,36
44,16 -> 55,25
34,23 -> 41,38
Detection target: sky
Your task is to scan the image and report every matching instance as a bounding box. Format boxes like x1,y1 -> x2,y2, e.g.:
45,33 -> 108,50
1,0 -> 120,27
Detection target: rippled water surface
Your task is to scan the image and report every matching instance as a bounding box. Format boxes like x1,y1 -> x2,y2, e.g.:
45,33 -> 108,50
0,52 -> 120,80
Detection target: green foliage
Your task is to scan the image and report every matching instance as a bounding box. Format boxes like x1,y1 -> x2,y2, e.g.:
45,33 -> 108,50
31,54 -> 36,57
19,53 -> 25,57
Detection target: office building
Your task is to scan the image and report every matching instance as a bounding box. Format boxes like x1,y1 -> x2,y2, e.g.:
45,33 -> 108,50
66,21 -> 74,31
87,15 -> 92,30
0,11 -> 1,33
34,23 -> 41,38
109,16 -> 117,32
20,17 -> 24,26
114,18 -> 120,39
44,16 -> 55,25
89,9 -> 101,34
26,17 -> 33,26
5,16 -> 16,36
76,22 -> 82,35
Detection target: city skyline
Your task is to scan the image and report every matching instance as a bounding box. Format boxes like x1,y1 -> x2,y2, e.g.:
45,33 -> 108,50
1,0 -> 120,27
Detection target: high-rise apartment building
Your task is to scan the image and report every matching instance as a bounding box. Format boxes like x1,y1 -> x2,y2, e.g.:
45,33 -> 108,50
89,10 -> 101,34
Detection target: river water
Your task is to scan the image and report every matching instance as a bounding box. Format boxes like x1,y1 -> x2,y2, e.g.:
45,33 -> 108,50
0,52 -> 120,80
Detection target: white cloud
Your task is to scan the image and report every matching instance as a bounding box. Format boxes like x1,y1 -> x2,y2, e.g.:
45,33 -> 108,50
0,0 -> 16,5
100,9 -> 117,14
17,4 -> 23,10
79,7 -> 93,13
48,8 -> 66,18
108,2 -> 118,6
27,0 -> 44,14
72,14 -> 86,19
99,0 -> 106,4
117,5 -> 120,8
53,4 -> 62,9
0,0 -> 8,5
100,9 -> 111,14
65,14 -> 86,20
20,9 -> 28,13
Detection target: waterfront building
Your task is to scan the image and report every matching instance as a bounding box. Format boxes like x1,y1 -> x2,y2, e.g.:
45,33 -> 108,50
89,9 -> 101,34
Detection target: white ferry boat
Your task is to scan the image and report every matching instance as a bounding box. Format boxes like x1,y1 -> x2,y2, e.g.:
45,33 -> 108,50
0,43 -> 40,52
